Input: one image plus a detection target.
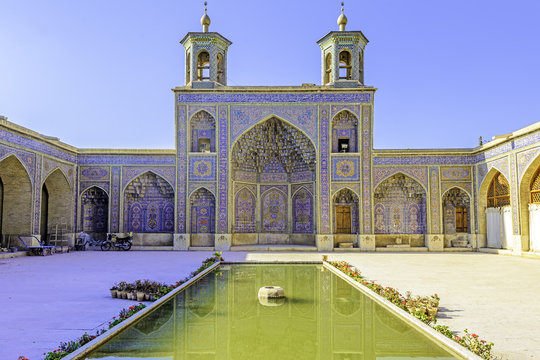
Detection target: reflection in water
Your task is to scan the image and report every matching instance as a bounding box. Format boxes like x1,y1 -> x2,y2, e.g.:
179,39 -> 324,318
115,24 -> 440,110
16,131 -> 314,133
85,265 -> 456,360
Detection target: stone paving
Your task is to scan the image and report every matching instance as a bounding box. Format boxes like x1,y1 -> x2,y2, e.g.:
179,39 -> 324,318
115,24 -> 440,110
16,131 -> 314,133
1,251 -> 539,359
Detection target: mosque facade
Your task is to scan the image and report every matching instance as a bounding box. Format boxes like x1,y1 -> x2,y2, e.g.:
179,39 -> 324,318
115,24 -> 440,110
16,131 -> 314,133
1,7 -> 540,255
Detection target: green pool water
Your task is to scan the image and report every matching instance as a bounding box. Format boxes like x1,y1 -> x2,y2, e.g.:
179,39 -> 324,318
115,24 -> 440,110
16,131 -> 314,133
85,264 -> 457,359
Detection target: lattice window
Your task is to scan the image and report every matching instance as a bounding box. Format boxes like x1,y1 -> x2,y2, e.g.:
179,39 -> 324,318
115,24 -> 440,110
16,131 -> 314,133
487,173 -> 510,207
531,168 -> 540,203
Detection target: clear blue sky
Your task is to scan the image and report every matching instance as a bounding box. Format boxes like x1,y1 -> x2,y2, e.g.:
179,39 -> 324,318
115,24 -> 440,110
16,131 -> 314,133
1,0 -> 539,149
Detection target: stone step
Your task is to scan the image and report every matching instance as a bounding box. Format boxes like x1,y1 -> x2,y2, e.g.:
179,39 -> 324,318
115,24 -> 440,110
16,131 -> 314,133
230,245 -> 318,252
375,247 -> 428,252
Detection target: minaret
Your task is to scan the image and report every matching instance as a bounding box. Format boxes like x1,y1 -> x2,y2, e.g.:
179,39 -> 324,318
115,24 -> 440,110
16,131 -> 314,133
180,2 -> 232,87
317,2 -> 368,86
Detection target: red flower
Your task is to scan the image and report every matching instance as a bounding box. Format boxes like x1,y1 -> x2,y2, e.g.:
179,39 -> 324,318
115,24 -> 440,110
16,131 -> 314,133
471,334 -> 479,338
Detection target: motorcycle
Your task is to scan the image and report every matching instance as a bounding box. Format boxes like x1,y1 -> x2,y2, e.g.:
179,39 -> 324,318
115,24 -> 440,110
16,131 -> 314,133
101,232 -> 133,251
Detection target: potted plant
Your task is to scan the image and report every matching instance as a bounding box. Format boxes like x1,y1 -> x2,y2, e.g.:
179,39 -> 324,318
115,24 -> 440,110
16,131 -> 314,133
110,285 -> 118,298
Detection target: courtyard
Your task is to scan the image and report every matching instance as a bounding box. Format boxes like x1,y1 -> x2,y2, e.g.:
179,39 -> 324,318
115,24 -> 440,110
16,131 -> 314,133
0,251 -> 539,359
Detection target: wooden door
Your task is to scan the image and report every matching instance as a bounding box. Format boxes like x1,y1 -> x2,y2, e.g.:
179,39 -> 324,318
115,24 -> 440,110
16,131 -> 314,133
455,206 -> 468,233
336,206 -> 352,233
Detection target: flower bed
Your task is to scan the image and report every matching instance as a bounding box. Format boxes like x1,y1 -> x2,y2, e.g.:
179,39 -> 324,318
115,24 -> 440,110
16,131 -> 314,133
327,260 -> 495,359
110,252 -> 223,301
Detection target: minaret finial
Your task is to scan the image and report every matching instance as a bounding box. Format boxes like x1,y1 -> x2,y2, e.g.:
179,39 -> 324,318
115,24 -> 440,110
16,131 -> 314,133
338,2 -> 348,31
201,1 -> 211,32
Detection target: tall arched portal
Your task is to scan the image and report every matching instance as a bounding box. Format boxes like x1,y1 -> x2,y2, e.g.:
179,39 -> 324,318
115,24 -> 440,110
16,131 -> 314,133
0,155 -> 33,248
484,171 -> 511,249
42,169 -> 73,244
189,188 -> 216,247
373,173 -> 427,247
80,187 -> 109,240
123,172 -> 174,234
231,117 -> 316,245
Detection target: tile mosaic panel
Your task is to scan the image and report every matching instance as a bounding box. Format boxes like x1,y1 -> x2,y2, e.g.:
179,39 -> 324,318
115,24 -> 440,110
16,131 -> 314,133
43,158 -> 75,188
373,167 -> 429,191
362,106 -> 372,233
79,181 -> 110,195
189,183 -> 217,197
510,155 -> 519,234
218,105 -> 228,233
189,157 -> 217,181
319,106 -> 330,233
122,166 -> 176,189
374,155 -> 476,165
332,157 -> 360,181
80,167 -> 109,180
331,183 -> 361,196
478,157 -> 510,187
517,147 -> 540,179
293,188 -> 314,233
32,155 -> 42,234
0,144 -> 36,183
291,171 -> 313,183
440,166 -> 471,181
261,188 -> 287,232
188,105 -> 217,120
430,167 -> 441,233
0,128 -> 77,163
77,155 -> 175,165
235,187 -> 256,233
441,182 -> 472,196
230,105 -> 318,145
234,170 -> 257,182
331,105 -> 361,119
260,185 -> 288,196
177,105 -> 187,233
190,189 -> 216,234
260,173 -> 287,183
177,92 -> 371,104
110,167 -> 121,232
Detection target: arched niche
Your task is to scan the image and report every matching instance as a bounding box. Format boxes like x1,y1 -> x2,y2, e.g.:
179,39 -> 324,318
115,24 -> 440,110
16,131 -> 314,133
42,168 -> 73,243
292,188 -> 314,234
189,188 -> 216,247
217,52 -> 225,84
185,50 -> 191,84
190,110 -> 216,153
80,186 -> 109,240
261,188 -> 287,233
373,173 -> 427,235
123,172 -> 174,233
0,155 -> 33,246
442,187 -> 471,234
519,154 -> 540,251
332,110 -> 358,153
333,188 -> 359,235
234,187 -> 256,233
479,170 -> 511,249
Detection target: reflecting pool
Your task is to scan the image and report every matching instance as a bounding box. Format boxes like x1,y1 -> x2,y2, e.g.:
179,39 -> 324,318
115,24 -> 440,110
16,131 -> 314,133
85,264 -> 457,359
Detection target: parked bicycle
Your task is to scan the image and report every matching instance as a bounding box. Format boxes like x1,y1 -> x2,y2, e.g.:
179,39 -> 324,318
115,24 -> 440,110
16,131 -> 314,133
76,232 -> 106,250
101,232 -> 133,251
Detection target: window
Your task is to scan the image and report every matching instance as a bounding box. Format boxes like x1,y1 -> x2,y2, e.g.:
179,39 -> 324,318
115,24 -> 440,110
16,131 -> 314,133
197,51 -> 210,81
487,173 -> 510,207
531,168 -> 540,203
338,138 -> 350,152
324,53 -> 332,84
217,53 -> 224,84
338,50 -> 352,80
198,138 -> 211,152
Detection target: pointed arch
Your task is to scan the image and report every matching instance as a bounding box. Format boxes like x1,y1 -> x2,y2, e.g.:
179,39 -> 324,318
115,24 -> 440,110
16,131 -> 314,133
42,168 -> 74,241
518,153 -> 540,251
293,187 -> 314,233
338,49 -> 352,80
324,52 -> 332,84
333,188 -> 360,234
230,114 -> 317,153
373,173 -> 427,234
123,171 -> 175,233
235,187 -> 256,233
375,171 -> 428,194
79,186 -> 109,239
0,153 -> 33,185
196,50 -> 210,81
442,187 -> 471,234
478,168 -> 512,249
122,169 -> 175,193
0,155 -> 33,241
332,109 -> 358,153
190,110 -> 216,153
442,185 -> 472,199
189,185 -> 217,199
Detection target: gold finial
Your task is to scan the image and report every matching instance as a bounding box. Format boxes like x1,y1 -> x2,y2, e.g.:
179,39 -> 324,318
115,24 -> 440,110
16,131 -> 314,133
201,1 -> 211,32
338,2 -> 348,31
